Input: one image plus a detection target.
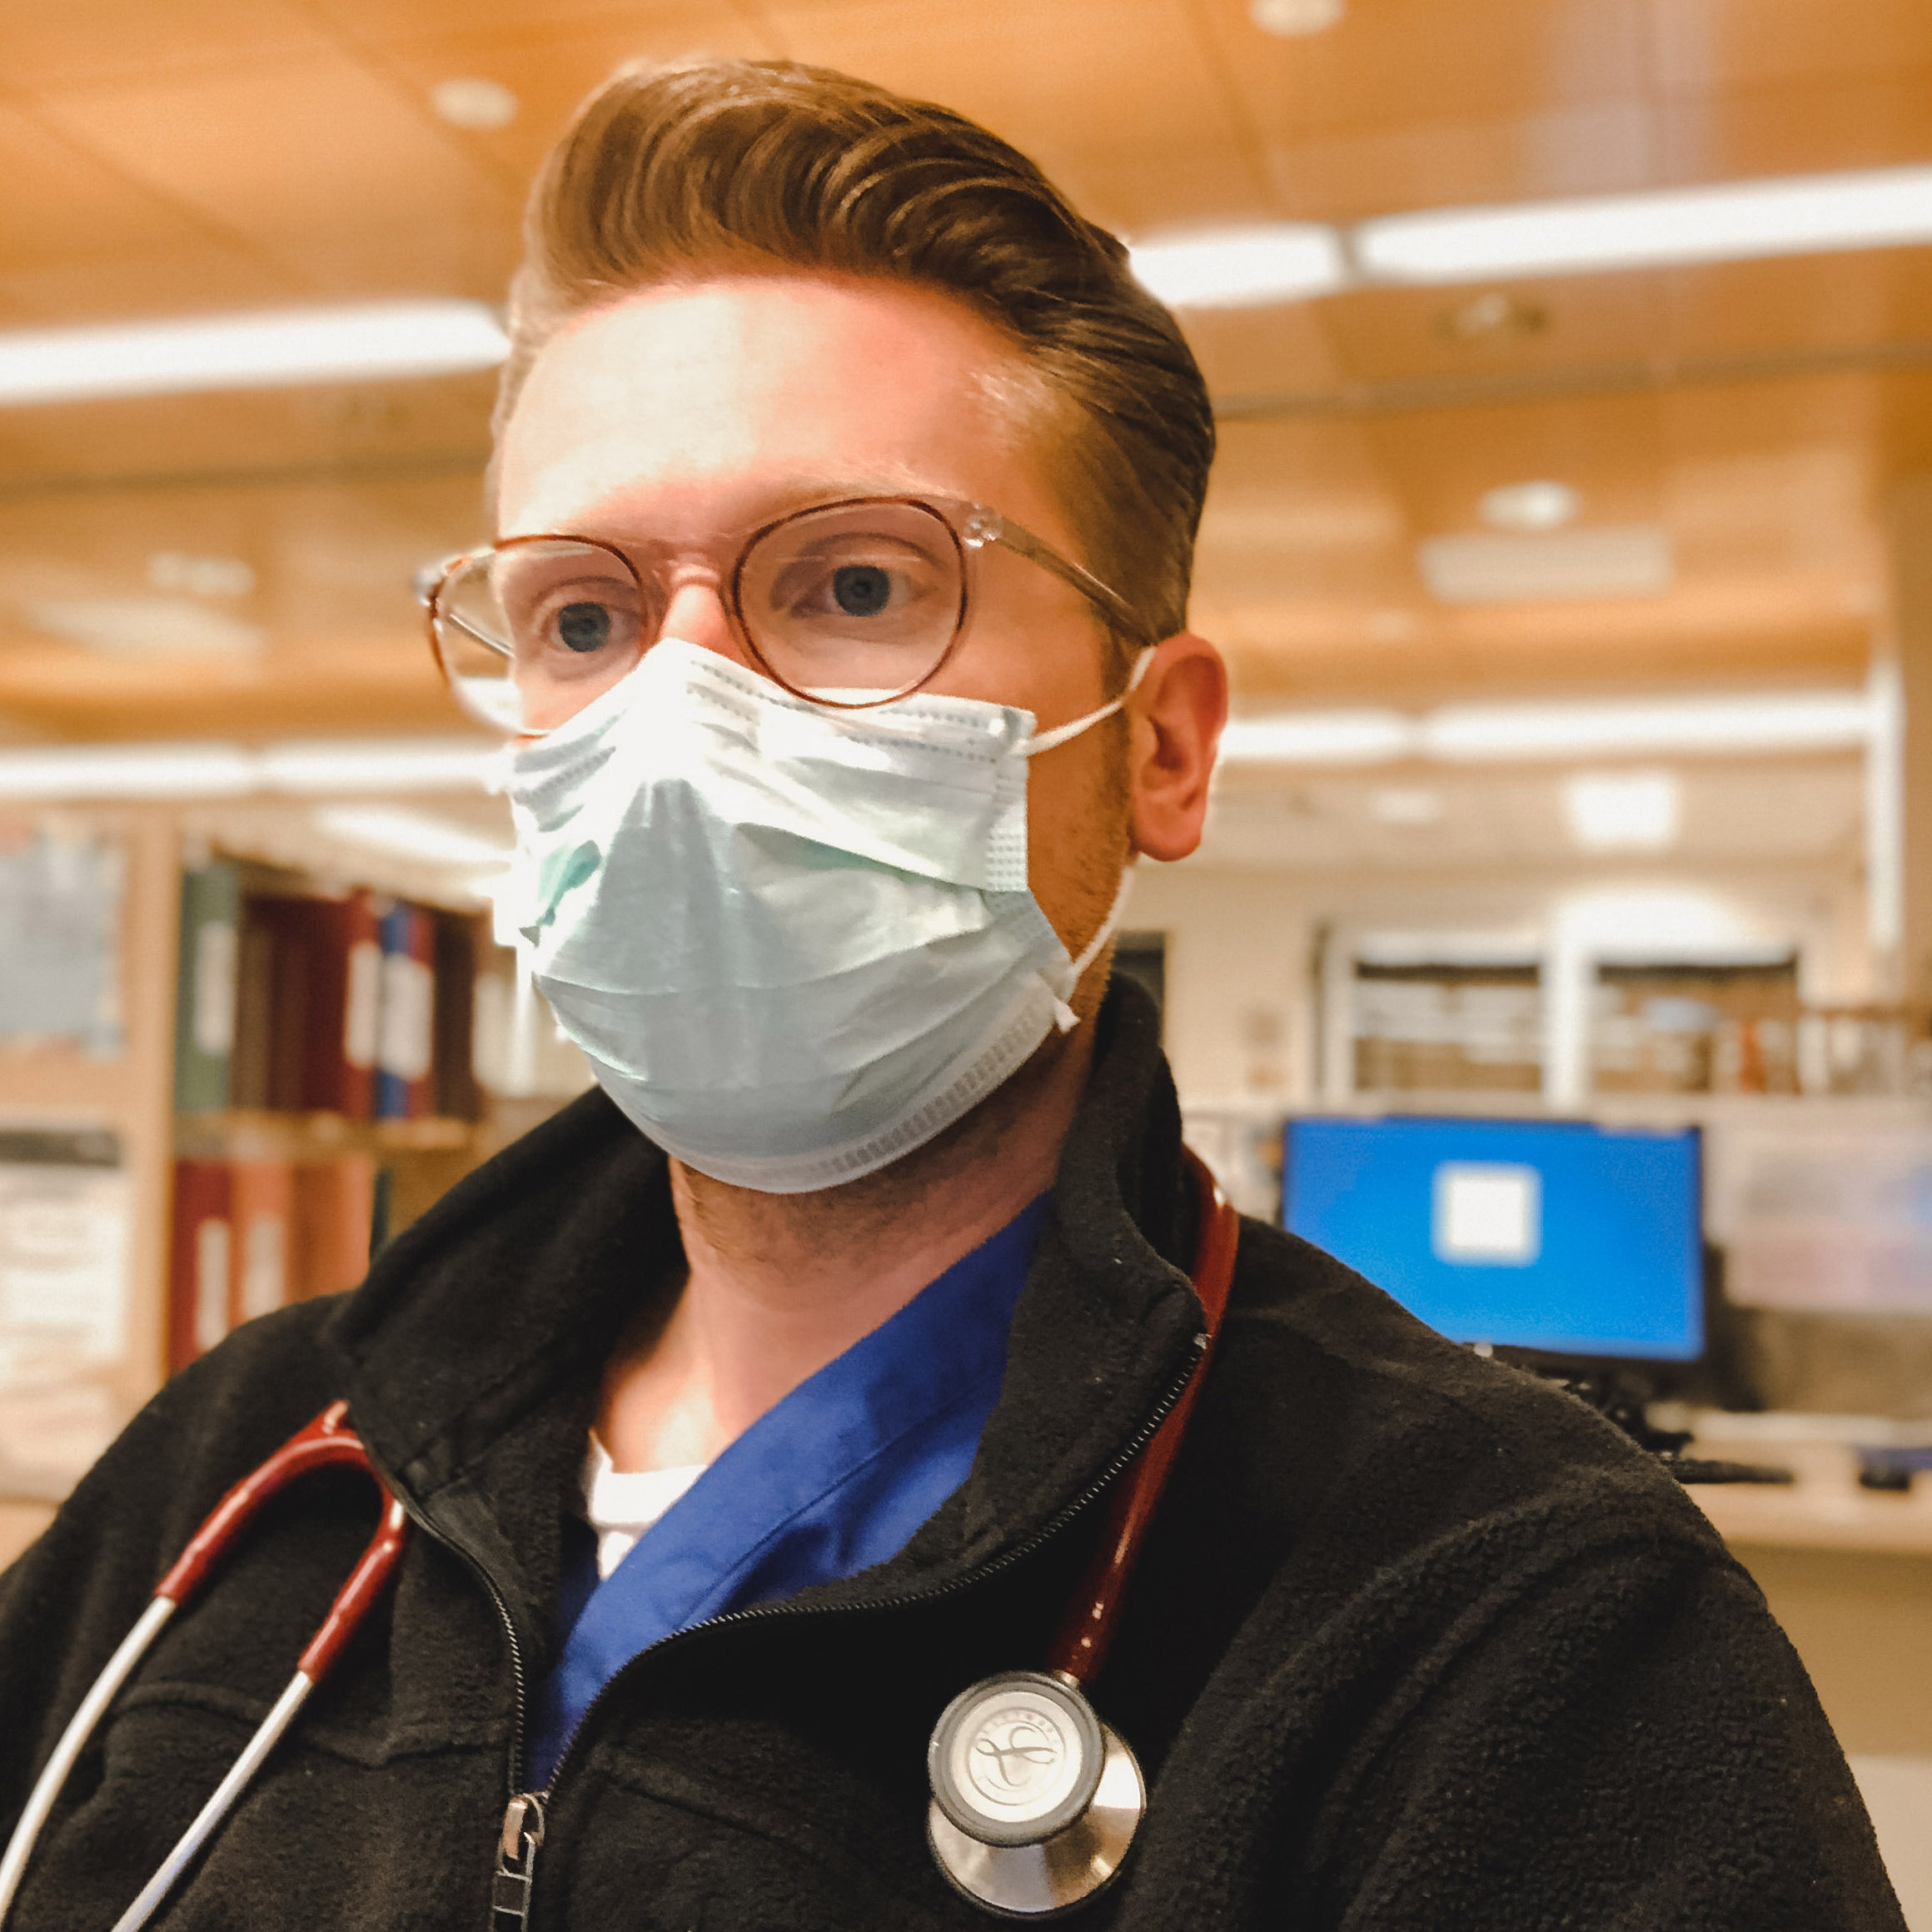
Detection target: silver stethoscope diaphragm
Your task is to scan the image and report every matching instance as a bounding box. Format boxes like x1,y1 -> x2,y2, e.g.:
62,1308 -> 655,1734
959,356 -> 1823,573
924,1152 -> 1241,1918
927,1669 -> 1145,1918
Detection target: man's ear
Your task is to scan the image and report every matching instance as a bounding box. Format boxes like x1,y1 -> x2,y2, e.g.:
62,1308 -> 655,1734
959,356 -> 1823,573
1126,632 -> 1227,862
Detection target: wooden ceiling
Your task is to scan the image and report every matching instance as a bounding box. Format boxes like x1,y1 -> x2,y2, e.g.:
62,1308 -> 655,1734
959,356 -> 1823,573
2,0 -> 1930,740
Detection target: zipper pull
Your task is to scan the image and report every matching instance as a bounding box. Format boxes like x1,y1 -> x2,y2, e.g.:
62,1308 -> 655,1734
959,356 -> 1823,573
491,1792 -> 545,1926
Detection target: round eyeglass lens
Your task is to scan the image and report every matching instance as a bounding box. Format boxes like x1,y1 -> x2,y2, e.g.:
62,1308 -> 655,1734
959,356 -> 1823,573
432,538 -> 649,734
735,500 -> 966,700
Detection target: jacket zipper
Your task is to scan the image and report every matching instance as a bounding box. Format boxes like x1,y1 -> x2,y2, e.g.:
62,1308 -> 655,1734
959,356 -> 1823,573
481,1324 -> 1208,1927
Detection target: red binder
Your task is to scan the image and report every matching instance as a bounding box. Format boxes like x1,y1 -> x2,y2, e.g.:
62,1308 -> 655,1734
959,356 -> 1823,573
167,1159 -> 233,1373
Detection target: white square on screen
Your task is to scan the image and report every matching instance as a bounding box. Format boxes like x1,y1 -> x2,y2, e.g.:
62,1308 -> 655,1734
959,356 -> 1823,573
1432,1163 -> 1541,1265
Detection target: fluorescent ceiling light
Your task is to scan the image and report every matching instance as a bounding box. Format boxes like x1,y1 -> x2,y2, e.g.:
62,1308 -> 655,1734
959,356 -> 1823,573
1357,164 -> 1932,283
0,744 -> 256,800
0,300 -> 509,406
257,738 -> 505,793
0,736 -> 499,800
147,551 -> 254,598
22,596 -> 264,658
1563,770 -> 1681,852
1368,787 -> 1444,826
1129,225 -> 1348,308
1216,689 -> 1872,767
1219,710 -> 1413,764
1250,0 -> 1345,32
312,803 -> 511,868
1480,480 -> 1578,533
1417,528 -> 1673,604
431,77 -> 518,129
1422,691 -> 1871,760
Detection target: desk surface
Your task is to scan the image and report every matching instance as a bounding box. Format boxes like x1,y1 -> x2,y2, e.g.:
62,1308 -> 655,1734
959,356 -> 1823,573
1680,1423 -> 1932,1555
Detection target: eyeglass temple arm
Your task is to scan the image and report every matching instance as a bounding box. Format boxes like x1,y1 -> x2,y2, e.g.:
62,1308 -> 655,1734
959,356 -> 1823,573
975,513 -> 1156,652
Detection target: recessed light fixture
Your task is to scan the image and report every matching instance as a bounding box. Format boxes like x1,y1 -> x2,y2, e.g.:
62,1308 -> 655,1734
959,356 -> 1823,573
1417,527 -> 1672,603
147,551 -> 256,599
1250,0 -> 1345,34
1357,162 -> 1932,283
1128,224 -> 1348,308
1369,787 -> 1444,826
22,596 -> 263,659
431,77 -> 519,130
0,301 -> 510,406
1436,290 -> 1549,341
1563,770 -> 1681,852
1479,480 -> 1579,533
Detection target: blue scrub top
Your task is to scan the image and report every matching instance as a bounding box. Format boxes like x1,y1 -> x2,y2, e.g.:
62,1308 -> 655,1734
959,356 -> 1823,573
524,1192 -> 1052,1788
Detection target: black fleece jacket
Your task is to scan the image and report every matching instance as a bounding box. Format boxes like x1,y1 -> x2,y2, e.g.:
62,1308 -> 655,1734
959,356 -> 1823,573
0,983 -> 1905,1930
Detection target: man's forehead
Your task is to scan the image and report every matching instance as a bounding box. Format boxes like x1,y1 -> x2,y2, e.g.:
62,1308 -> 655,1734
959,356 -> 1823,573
495,276 -> 1037,537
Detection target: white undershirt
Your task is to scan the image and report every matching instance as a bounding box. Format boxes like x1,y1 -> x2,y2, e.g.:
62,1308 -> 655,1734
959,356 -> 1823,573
580,1433 -> 708,1581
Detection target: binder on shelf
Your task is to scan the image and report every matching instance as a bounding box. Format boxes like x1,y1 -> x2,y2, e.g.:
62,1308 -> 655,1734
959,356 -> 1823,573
167,1159 -> 232,1373
247,889 -> 382,1118
229,1158 -> 294,1325
172,859 -> 241,1113
431,909 -> 483,1123
375,899 -> 435,1120
230,895 -> 277,1111
291,1155 -> 379,1299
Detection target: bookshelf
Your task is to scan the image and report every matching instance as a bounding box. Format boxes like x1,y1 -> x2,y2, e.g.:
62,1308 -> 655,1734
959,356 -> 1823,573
0,798 -> 590,1517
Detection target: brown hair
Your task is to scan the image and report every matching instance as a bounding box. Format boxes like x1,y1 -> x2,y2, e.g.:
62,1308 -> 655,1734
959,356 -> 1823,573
497,58 -> 1214,655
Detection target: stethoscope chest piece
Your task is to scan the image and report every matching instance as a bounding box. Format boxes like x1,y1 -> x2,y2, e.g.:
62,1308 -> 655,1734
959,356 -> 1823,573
926,1670 -> 1145,1920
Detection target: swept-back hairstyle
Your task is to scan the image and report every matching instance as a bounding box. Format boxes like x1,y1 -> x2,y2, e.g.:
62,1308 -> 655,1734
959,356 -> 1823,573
497,58 -> 1214,652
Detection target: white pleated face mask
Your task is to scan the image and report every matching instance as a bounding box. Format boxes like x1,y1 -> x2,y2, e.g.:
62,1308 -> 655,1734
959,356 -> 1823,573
503,638 -> 1140,1193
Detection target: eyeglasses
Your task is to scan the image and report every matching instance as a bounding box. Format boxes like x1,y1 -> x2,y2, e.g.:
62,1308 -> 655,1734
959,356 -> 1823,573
418,494 -> 1148,736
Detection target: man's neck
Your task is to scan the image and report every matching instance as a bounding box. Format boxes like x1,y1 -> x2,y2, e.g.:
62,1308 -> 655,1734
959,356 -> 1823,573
595,1028 -> 1094,1472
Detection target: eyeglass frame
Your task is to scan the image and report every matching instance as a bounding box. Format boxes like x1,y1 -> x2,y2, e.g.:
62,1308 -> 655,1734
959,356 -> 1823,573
416,493 -> 1154,721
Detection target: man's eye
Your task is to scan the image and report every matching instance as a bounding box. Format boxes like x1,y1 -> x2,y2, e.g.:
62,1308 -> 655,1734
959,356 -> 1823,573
555,600 -> 614,653
831,565 -> 894,617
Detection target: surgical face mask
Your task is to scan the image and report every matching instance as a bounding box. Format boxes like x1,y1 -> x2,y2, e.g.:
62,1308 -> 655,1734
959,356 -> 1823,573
503,637 -> 1141,1193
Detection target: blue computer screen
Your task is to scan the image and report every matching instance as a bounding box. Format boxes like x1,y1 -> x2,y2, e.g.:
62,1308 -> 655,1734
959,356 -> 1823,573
1281,1116 -> 1703,1361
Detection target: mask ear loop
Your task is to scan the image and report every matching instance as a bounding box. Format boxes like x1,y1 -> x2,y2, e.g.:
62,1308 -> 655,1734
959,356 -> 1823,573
1013,646 -> 1154,759
1009,649 -> 1152,1033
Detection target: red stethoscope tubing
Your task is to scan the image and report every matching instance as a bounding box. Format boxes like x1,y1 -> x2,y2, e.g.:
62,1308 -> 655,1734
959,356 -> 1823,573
0,1401 -> 409,1932
1048,1148 -> 1239,1686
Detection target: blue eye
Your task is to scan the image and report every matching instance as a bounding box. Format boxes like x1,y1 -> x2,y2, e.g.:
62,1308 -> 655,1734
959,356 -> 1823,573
556,601 -> 612,653
832,565 -> 892,617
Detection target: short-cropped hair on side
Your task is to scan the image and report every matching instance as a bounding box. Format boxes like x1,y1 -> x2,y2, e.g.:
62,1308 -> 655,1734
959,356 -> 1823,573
497,58 -> 1215,654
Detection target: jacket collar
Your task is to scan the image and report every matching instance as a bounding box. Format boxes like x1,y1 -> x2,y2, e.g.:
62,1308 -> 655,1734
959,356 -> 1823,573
326,978 -> 1203,1666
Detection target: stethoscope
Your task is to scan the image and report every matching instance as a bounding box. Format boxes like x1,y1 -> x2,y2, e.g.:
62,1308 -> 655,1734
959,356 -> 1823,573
0,1153 -> 1236,1927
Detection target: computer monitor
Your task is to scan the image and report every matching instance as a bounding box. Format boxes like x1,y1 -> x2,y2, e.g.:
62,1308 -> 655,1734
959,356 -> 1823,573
1279,1115 -> 1703,1362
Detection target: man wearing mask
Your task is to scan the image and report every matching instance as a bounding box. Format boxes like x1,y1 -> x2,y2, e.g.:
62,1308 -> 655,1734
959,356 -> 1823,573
0,58 -> 1903,1932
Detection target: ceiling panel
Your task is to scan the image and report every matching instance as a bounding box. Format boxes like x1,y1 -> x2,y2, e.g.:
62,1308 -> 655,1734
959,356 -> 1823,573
1264,98 -> 1657,222
1661,70 -> 1932,182
1646,0 -> 1932,94
1366,391 -> 1665,536
28,47 -> 517,272
0,0 -> 336,92
760,0 -> 1257,182
1662,251 -> 1932,365
364,8 -> 781,184
0,245 -> 305,327
304,0 -> 763,38
1303,271 -> 1667,388
1197,0 -> 1649,147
